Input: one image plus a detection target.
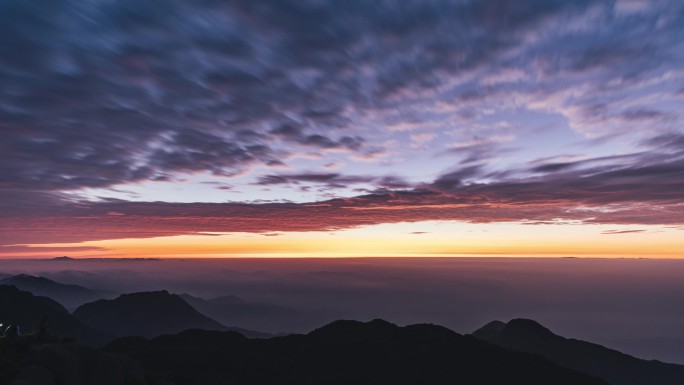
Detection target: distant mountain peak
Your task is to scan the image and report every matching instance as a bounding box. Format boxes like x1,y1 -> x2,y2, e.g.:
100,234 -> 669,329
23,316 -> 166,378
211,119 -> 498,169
179,293 -> 310,334
472,320 -> 506,340
308,319 -> 415,343
312,318 -> 398,333
0,274 -> 101,312
367,318 -> 395,327
471,318 -> 684,385
74,290 -> 226,338
504,318 -> 555,337
6,274 -> 53,283
209,294 -> 245,304
119,290 -> 171,299
0,284 -> 110,344
473,318 -> 556,340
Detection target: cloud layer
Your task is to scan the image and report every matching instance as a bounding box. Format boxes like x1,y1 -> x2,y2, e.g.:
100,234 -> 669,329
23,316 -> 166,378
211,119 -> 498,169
1,0 -> 683,246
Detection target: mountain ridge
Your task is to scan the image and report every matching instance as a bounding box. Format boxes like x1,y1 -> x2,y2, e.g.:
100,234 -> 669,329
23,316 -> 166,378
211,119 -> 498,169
74,290 -> 270,339
105,318 -> 610,385
73,290 -> 225,338
180,292 -> 320,334
472,318 -> 684,385
0,284 -> 112,345
0,274 -> 101,311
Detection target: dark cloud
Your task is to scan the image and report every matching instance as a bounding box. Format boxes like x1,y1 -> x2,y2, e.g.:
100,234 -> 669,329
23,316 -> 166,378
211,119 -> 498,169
641,133 -> 684,152
601,229 -> 647,235
2,0 -> 656,194
1,150 -> 683,246
531,162 -> 578,173
620,108 -> 670,122
255,172 -> 411,191
0,189 -> 81,218
375,176 -> 413,190
529,153 -> 645,174
302,134 -> 364,151
271,123 -> 365,151
443,138 -> 517,165
430,165 -> 485,191
201,181 -> 234,191
149,129 -> 278,177
570,44 -> 654,73
0,245 -> 108,253
473,158 -> 684,206
1,0 -> 683,246
256,173 -> 365,186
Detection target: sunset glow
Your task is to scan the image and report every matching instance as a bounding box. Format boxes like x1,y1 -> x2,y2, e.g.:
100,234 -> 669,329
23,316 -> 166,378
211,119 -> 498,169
3,221 -> 682,259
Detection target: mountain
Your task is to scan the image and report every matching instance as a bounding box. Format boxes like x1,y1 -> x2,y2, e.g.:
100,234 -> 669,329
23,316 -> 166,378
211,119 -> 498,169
180,293 -> 320,333
0,274 -> 101,311
73,290 -> 224,338
0,285 -> 111,345
73,290 -> 269,338
105,319 -> 609,385
472,318 -> 684,385
6,343 -> 145,385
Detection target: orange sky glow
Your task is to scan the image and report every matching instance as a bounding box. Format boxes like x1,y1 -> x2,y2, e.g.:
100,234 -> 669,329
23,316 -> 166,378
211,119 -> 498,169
3,221 -> 682,259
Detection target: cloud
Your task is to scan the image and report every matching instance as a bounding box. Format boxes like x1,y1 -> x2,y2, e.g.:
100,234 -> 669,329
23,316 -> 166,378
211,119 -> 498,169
443,135 -> 517,165
254,172 -> 413,194
641,133 -> 684,152
6,0 -> 676,193
1,0 -> 683,247
270,123 -> 365,151
613,0 -> 652,15
1,146 -> 683,246
430,165 -> 485,191
149,129 -> 278,177
480,68 -> 526,86
410,133 -> 436,149
601,229 -> 647,235
201,181 -> 235,191
0,245 -> 108,253
528,153 -> 643,174
256,173 -> 372,186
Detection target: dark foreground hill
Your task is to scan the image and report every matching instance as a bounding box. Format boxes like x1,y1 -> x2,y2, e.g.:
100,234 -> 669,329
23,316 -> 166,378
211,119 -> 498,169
73,291 -> 269,339
0,274 -> 101,311
2,342 -> 146,385
472,318 -> 684,385
106,319 -> 609,385
0,285 -> 111,346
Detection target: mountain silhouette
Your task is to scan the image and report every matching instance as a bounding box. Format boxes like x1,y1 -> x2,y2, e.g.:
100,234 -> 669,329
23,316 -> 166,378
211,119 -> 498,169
8,342 -> 145,385
0,285 -> 111,345
73,290 -> 269,339
472,318 -> 684,385
180,293 -> 319,333
106,319 -> 609,385
0,274 -> 102,311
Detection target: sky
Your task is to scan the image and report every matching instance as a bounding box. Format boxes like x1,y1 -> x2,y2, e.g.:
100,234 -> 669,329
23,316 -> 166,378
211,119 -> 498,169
1,0 -> 683,258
